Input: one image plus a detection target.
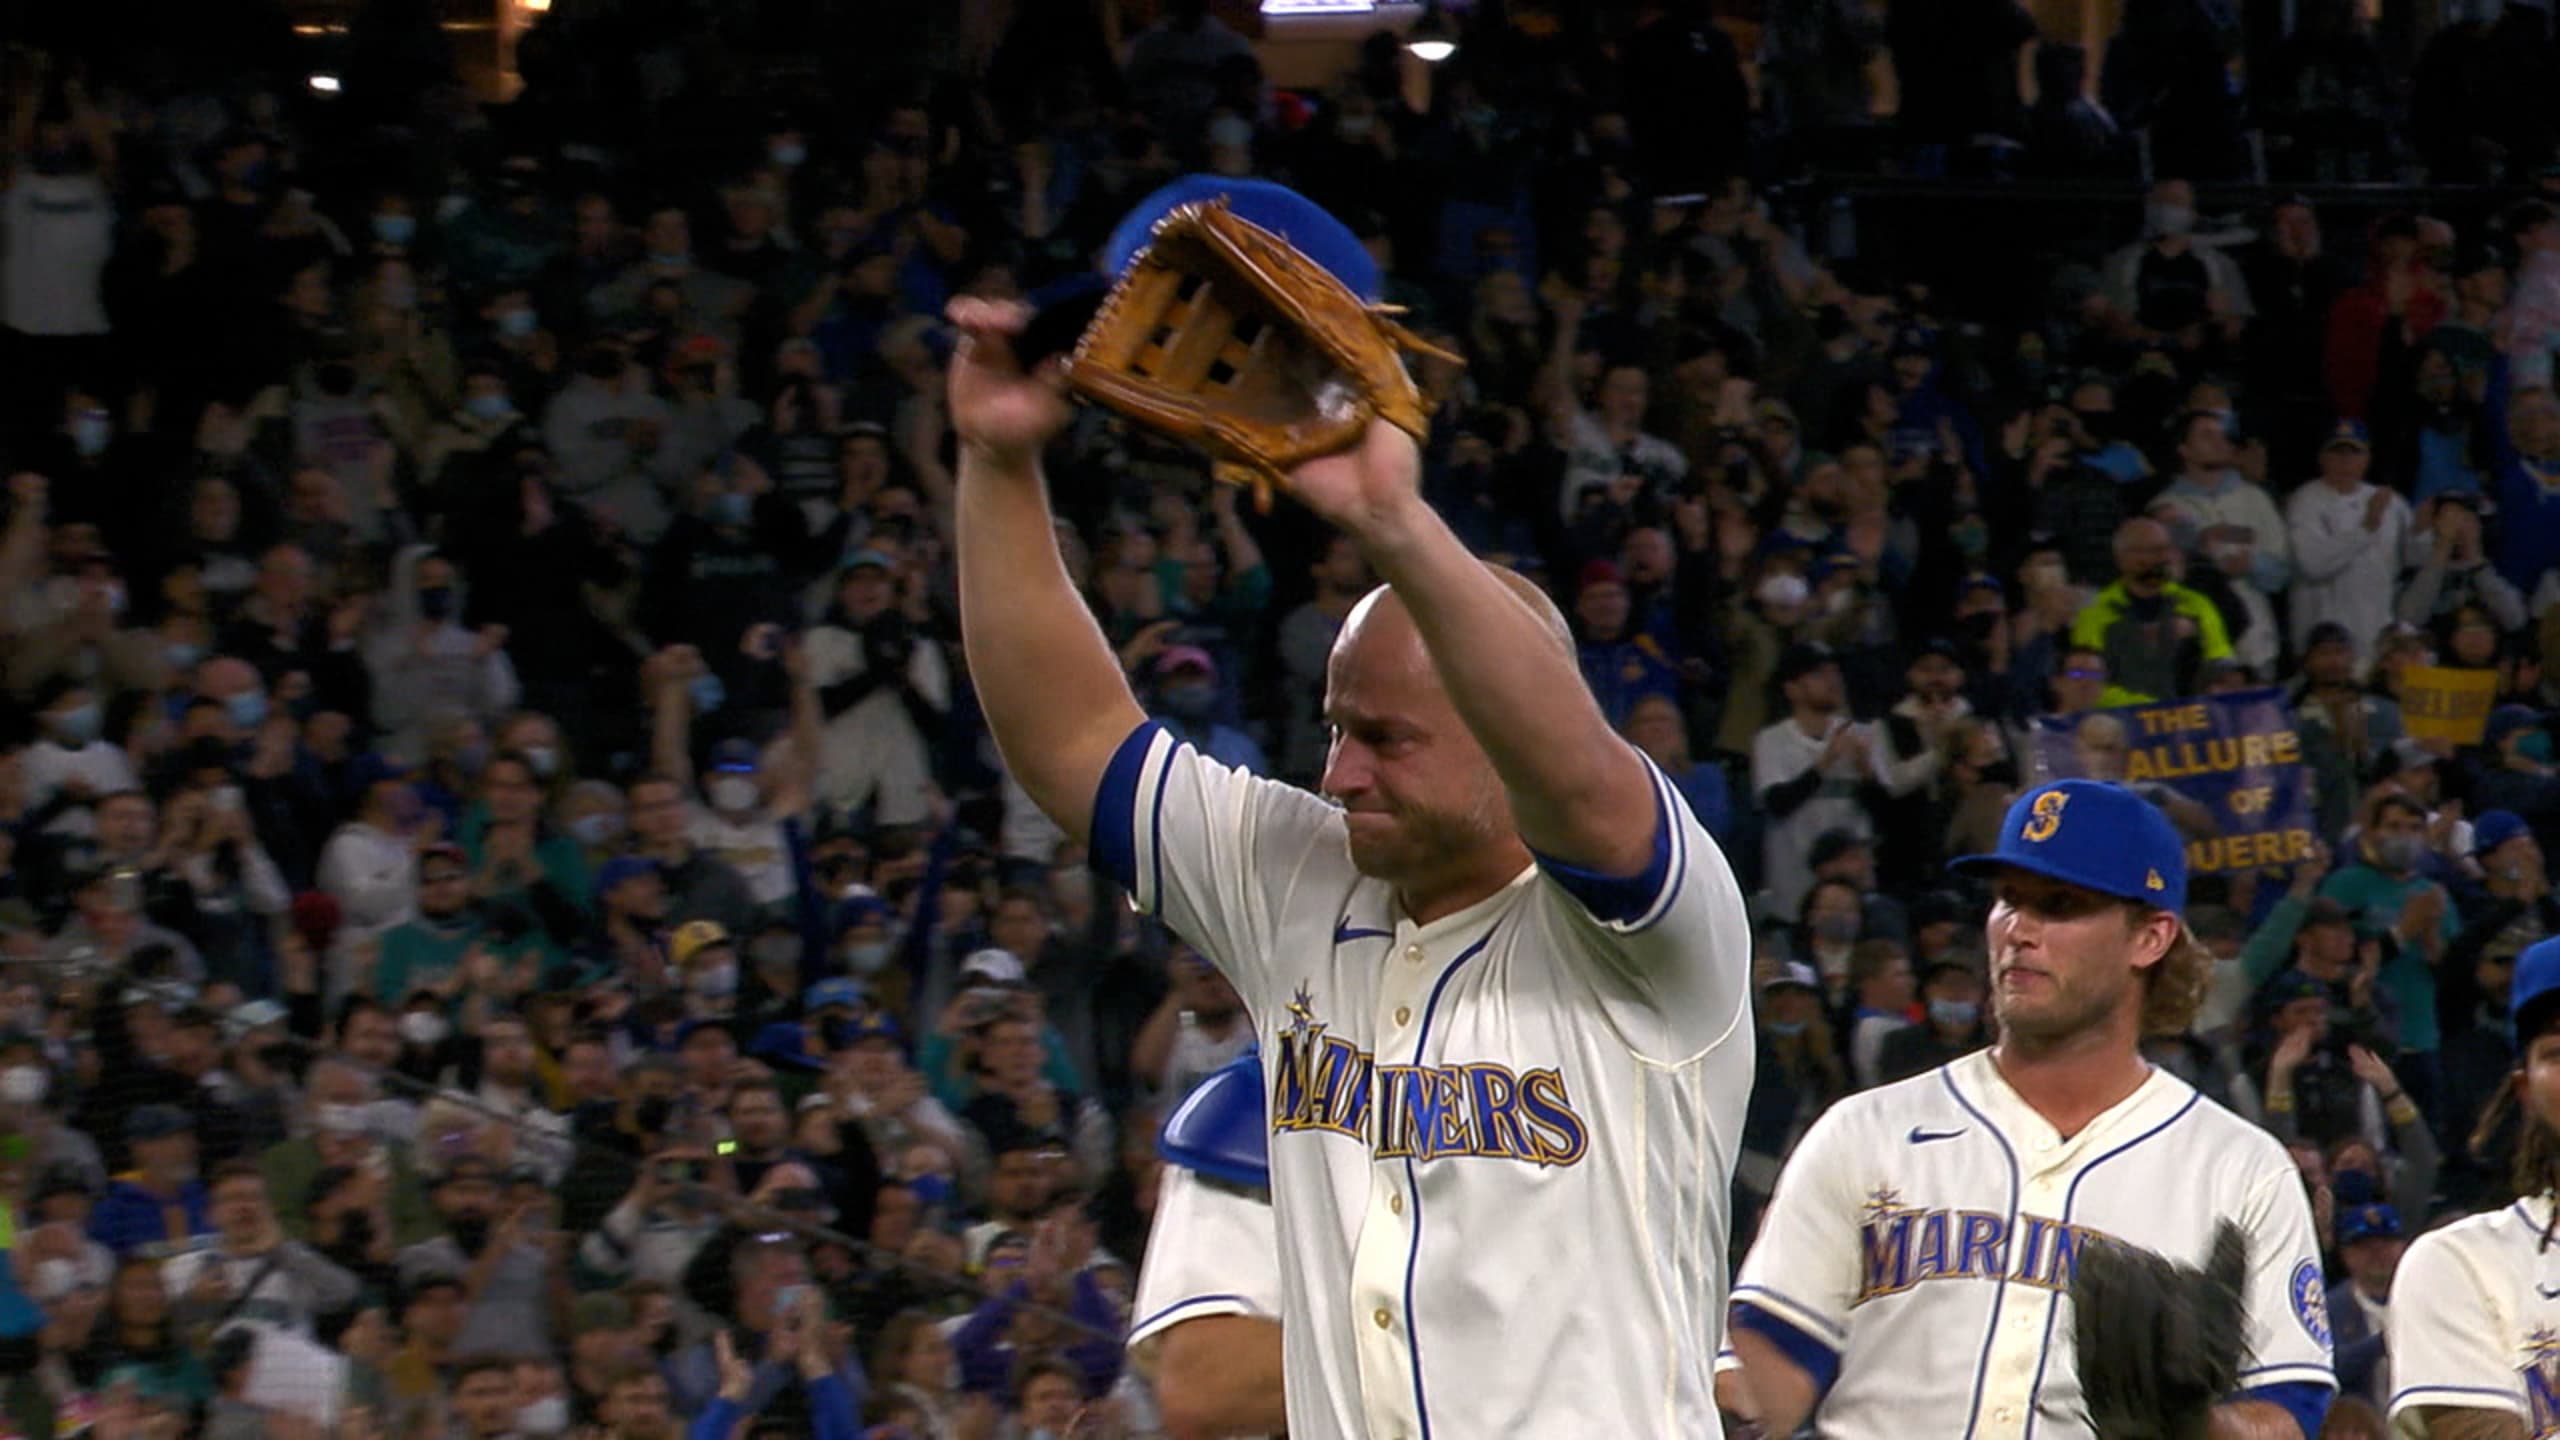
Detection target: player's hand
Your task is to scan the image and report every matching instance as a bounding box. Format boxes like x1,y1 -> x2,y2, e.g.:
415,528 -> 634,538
946,297 -> 1072,469
1278,415 -> 1426,543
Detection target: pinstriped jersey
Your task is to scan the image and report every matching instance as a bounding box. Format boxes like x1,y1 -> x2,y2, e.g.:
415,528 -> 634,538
1091,720 -> 1753,1440
1732,1050 -> 2335,1438
2387,1196 -> 2560,1438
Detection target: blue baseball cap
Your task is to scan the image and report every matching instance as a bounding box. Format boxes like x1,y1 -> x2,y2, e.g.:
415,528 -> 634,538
593,855 -> 657,900
708,738 -> 759,774
1950,779 -> 2188,912
2510,936 -> 2560,1043
804,977 -> 866,1014
2475,809 -> 2532,857
1103,176 -> 1380,302
2336,1202 -> 2403,1246
2487,705 -> 2549,749
830,892 -> 891,934
2323,418 -> 2371,450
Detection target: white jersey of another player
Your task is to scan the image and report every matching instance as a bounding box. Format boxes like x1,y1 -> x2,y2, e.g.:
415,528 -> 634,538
1129,1161 -> 1283,1424
1095,720 -> 1754,1440
1732,1049 -> 2335,1438
2388,1189 -> 2560,1435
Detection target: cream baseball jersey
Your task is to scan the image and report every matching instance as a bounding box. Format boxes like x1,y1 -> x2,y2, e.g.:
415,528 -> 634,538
1129,1161 -> 1284,1358
1093,720 -> 1753,1440
2387,1196 -> 2560,1437
1732,1050 -> 2335,1439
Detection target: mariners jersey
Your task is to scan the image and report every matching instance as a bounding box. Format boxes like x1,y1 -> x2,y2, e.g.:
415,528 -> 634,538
1129,1162 -> 1283,1359
1094,721 -> 1754,1440
2388,1196 -> 2560,1438
1732,1050 -> 2334,1439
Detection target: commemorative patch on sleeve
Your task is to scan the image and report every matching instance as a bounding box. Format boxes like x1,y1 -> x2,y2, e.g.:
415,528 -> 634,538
2289,1259 -> 2332,1348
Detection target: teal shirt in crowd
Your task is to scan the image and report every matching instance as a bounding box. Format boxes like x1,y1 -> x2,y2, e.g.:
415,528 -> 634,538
2318,862 -> 2460,1052
375,913 -> 482,1004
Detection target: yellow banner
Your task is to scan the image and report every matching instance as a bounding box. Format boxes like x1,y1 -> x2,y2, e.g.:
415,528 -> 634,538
2399,666 -> 2499,746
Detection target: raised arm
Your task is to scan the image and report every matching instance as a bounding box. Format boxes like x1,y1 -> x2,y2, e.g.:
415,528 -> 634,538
947,299 -> 1145,845
1285,420 -> 1657,876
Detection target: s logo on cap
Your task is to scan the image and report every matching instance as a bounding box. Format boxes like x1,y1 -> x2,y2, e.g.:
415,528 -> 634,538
2022,790 -> 2069,843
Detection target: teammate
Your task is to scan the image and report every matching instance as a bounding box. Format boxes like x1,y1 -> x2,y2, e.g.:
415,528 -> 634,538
945,183 -> 1754,1437
1728,779 -> 2334,1438
1128,1051 -> 1285,1440
2387,935 -> 2560,1439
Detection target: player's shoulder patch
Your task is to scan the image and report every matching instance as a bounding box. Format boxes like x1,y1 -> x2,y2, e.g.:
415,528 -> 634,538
2288,1258 -> 2331,1348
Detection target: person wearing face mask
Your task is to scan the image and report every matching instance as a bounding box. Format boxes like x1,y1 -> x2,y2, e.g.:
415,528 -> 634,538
2475,705 -> 2560,848
541,336 -> 683,532
2320,793 -> 2461,1115
317,753 -> 437,974
364,546 -> 522,761
805,551 -> 950,831
558,779 -> 628,864
674,921 -> 744,1020
20,678 -> 139,841
1876,959 -> 1990,1084
1736,962 -> 1846,1240
2096,178 -> 2254,347
1145,646 -> 1265,774
2067,516 -> 2235,705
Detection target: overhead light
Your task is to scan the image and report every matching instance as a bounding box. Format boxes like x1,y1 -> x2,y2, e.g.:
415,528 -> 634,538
307,73 -> 342,95
1403,2 -> 1456,63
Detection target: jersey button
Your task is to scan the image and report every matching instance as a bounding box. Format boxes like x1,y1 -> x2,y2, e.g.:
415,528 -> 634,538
1394,1005 -> 1412,1026
1373,1306 -> 1393,1330
1404,944 -> 1425,963
1389,1193 -> 1404,1215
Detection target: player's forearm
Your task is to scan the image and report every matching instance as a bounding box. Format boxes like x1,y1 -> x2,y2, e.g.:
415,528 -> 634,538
1727,1329 -> 1818,1437
2208,1399 -> 2306,1439
955,449 -> 1145,845
1357,493 -> 1655,873
1155,1315 -> 1286,1439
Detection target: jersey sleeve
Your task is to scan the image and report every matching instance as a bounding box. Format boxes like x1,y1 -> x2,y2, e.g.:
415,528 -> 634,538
2229,1159 -> 2339,1396
1090,720 -> 1343,1003
1529,754 -> 1754,1061
1728,1103 -> 1863,1397
1126,1164 -> 1282,1361
2386,1228 -> 2521,1436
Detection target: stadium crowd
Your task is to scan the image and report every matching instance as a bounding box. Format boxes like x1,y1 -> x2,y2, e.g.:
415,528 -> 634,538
0,0 -> 2559,1435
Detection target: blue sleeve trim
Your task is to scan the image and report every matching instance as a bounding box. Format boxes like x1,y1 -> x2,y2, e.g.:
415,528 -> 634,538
1529,757 -> 1678,929
1129,1292 -> 1259,1338
1729,1299 -> 1841,1399
2233,1380 -> 2333,1439
1090,721 -> 1164,899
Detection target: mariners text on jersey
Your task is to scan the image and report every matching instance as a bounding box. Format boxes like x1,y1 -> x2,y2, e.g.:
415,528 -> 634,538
1092,721 -> 1755,1440
1268,984 -> 1591,1166
1857,1192 -> 2107,1301
1732,1050 -> 2334,1440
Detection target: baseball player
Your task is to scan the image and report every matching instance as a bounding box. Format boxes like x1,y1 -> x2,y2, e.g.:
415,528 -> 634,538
1129,1050 -> 1284,1439
1729,779 -> 2335,1438
943,181 -> 1754,1438
2387,934 -> 2560,1439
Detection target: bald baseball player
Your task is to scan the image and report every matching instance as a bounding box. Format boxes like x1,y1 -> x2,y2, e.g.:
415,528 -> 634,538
946,283 -> 1752,1438
2387,935 -> 2560,1439
1730,779 -> 2334,1439
1129,1051 -> 1285,1439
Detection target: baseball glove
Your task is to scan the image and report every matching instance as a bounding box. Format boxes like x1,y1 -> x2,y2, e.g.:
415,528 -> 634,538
2070,1219 -> 2250,1440
1064,197 -> 1462,511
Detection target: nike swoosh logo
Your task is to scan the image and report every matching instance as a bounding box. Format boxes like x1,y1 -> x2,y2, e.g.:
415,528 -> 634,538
1334,921 -> 1394,944
1908,1126 -> 1967,1144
